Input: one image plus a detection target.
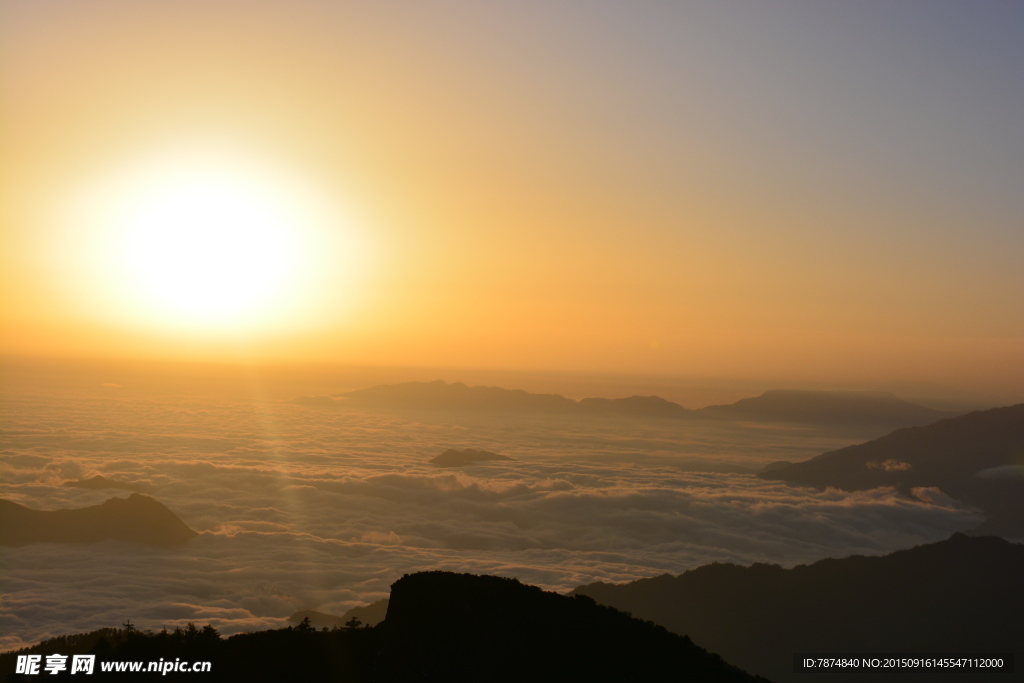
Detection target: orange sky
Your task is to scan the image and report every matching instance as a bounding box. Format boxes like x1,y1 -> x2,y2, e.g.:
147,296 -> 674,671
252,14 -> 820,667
2,1 -> 1022,398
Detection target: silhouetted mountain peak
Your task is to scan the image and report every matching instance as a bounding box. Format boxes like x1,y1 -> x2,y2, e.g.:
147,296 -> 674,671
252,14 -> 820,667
379,571 -> 766,681
0,494 -> 197,547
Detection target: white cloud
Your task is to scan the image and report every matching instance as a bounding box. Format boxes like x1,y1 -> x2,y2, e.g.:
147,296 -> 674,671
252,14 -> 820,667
0,388 -> 983,649
975,465 -> 1024,480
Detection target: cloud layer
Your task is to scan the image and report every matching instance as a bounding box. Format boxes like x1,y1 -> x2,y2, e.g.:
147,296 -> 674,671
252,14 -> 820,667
0,386 -> 981,649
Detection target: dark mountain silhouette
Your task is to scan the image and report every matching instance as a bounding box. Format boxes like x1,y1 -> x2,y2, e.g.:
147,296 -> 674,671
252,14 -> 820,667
578,394 -> 693,418
974,505 -> 1024,539
288,598 -> 389,629
699,389 -> 954,428
343,598 -> 389,627
759,404 -> 1024,490
429,448 -> 514,467
2,572 -> 766,682
0,494 -> 196,547
63,475 -> 150,493
760,404 -> 1024,537
322,380 -> 699,419
301,381 -> 960,432
336,380 -> 579,412
574,534 -> 1023,682
287,609 -> 346,629
375,571 -> 763,681
346,598 -> 389,627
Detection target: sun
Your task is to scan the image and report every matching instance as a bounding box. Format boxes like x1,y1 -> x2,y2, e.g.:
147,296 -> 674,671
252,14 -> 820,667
121,173 -> 300,321
63,146 -> 364,336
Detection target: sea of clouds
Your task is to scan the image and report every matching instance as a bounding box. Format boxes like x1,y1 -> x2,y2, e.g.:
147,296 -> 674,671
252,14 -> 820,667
0,384 -> 982,650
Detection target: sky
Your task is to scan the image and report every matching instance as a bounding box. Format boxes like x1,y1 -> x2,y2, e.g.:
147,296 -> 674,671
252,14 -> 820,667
2,0 -> 1022,395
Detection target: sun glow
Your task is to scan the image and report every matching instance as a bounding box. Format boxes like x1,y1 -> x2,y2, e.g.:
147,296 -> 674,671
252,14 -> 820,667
121,173 -> 300,320
60,147 -> 365,336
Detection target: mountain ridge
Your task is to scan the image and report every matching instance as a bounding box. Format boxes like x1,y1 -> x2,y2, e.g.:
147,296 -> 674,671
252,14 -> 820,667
293,380 -> 955,430
0,494 -> 197,547
1,571 -> 767,682
698,389 -> 957,427
573,533 -> 1023,682
759,403 -> 1024,537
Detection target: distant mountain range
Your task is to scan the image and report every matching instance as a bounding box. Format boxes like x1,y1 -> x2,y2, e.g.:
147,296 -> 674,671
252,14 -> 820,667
287,609 -> 349,629
344,598 -> 389,627
760,404 -> 1024,537
579,394 -> 692,418
700,389 -> 956,428
292,380 -> 957,430
574,534 -> 1024,682
0,494 -> 196,547
338,380 -> 580,412
2,572 -> 766,682
289,598 -> 389,630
